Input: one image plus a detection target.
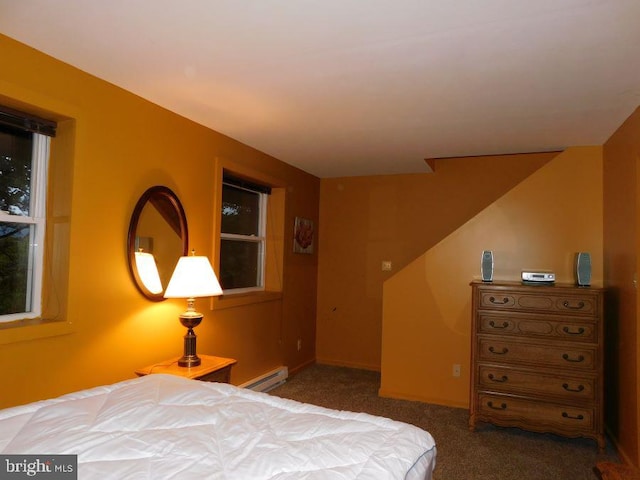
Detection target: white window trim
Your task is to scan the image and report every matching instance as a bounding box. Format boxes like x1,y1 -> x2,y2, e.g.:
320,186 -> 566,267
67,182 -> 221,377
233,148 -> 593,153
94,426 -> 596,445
220,183 -> 267,294
0,133 -> 49,323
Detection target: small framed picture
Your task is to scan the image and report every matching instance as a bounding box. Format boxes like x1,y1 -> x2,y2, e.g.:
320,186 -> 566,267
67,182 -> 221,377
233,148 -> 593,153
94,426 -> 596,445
293,217 -> 314,254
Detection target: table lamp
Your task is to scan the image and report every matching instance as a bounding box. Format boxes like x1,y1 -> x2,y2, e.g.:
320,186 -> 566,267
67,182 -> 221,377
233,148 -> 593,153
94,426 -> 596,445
163,251 -> 223,367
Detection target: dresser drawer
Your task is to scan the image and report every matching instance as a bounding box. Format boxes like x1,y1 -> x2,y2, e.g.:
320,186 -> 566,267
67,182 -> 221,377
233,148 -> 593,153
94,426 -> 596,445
478,312 -> 597,343
478,290 -> 599,317
477,364 -> 596,402
477,337 -> 597,371
477,393 -> 595,431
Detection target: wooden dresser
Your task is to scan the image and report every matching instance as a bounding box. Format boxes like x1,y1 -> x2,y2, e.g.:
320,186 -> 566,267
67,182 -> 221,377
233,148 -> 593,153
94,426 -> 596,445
469,281 -> 604,450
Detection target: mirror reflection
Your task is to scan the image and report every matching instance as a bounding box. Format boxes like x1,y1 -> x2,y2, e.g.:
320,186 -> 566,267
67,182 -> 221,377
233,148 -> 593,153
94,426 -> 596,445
127,186 -> 188,301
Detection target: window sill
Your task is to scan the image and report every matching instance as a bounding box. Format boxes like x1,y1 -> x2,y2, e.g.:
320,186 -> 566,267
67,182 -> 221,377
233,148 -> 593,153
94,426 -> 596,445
0,318 -> 75,345
213,290 -> 282,311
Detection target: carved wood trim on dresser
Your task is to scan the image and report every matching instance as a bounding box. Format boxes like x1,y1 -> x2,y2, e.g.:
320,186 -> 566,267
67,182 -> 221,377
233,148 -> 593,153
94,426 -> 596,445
468,280 -> 605,451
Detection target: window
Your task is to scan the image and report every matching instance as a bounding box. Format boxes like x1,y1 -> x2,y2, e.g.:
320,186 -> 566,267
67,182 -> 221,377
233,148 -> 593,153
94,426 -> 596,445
220,174 -> 270,293
0,124 -> 50,323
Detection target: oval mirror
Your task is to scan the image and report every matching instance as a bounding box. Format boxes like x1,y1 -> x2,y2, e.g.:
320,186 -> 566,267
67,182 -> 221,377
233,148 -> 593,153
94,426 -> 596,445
127,186 -> 188,301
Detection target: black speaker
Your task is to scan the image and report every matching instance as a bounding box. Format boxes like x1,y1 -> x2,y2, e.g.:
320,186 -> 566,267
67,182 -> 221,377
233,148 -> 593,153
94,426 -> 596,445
575,252 -> 591,286
481,250 -> 493,282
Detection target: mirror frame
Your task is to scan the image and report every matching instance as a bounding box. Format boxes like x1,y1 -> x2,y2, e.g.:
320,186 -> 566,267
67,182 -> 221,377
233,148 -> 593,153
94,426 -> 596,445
127,186 -> 189,301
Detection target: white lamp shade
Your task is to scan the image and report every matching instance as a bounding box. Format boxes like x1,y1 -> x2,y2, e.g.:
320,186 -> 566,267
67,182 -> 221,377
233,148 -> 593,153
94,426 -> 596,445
164,255 -> 223,298
134,251 -> 163,294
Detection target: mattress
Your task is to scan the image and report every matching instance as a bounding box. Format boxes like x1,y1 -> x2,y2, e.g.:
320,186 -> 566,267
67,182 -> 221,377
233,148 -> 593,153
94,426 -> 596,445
0,374 -> 436,479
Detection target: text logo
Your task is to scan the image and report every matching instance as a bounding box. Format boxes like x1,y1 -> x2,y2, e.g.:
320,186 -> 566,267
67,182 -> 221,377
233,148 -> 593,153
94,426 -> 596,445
0,455 -> 77,479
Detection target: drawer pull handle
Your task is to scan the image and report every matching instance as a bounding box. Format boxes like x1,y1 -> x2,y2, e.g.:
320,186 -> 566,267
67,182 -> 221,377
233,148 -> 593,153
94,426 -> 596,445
562,353 -> 585,363
488,373 -> 508,383
562,412 -> 584,420
562,383 -> 585,393
489,320 -> 510,329
562,326 -> 586,335
489,346 -> 509,355
487,401 -> 507,410
562,300 -> 585,310
489,296 -> 509,305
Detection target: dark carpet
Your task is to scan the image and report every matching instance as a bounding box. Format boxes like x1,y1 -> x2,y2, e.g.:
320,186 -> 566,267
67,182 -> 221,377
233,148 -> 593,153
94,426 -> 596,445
269,364 -> 619,480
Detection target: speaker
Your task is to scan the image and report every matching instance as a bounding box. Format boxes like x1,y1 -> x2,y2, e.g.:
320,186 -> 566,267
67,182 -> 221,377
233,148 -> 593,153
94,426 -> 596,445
481,250 -> 493,282
575,252 -> 591,286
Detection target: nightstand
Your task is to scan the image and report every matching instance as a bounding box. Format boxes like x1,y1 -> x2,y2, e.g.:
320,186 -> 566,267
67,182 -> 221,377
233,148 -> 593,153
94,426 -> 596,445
135,355 -> 237,383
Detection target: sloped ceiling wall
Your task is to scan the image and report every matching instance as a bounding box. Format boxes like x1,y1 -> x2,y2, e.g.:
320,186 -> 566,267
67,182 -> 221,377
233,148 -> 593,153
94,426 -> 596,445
381,146 -> 603,407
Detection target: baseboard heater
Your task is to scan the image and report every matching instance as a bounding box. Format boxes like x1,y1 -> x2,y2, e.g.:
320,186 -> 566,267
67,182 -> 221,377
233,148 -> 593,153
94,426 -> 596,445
239,366 -> 288,392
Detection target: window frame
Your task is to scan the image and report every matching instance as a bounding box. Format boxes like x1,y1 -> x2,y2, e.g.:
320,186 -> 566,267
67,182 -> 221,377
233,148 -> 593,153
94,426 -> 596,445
0,132 -> 49,323
220,178 -> 268,294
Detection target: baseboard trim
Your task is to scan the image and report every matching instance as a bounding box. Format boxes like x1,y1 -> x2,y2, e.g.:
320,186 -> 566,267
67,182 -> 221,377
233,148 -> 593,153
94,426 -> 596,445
378,387 -> 468,409
604,424 -> 638,468
315,357 -> 381,372
288,358 -> 316,376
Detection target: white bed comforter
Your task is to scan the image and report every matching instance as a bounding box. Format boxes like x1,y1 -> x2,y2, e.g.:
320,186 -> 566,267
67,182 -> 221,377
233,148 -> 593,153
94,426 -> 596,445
0,374 -> 436,479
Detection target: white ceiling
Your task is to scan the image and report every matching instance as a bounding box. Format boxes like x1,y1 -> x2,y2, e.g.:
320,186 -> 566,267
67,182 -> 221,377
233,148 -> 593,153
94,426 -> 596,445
1,1 -> 639,178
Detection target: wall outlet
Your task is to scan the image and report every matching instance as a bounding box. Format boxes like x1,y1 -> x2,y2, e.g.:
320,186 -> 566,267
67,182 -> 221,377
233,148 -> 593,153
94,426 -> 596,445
453,364 -> 461,377
381,261 -> 392,271
297,339 -> 302,351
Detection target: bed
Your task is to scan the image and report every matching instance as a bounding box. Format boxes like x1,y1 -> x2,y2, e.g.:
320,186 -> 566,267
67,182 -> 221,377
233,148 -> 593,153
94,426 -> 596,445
0,374 -> 437,479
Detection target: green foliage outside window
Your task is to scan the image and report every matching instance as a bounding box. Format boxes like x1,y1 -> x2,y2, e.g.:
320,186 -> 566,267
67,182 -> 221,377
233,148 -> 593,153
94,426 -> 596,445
0,125 -> 33,316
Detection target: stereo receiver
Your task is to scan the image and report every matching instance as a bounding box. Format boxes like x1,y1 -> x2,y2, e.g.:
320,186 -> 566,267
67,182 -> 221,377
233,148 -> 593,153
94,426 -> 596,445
521,271 -> 555,284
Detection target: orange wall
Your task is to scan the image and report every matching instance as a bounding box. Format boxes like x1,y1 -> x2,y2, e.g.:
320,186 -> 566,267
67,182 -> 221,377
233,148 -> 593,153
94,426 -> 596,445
380,147 -> 603,407
316,153 -> 554,370
2,32 -> 637,465
603,106 -> 640,466
0,34 -> 319,408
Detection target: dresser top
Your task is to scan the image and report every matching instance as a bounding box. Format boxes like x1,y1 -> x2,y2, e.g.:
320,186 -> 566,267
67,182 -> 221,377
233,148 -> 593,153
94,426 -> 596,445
470,280 -> 604,291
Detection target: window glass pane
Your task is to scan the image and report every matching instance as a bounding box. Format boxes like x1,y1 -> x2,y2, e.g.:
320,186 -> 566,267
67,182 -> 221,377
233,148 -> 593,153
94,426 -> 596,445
0,222 -> 32,315
220,239 -> 259,289
221,184 -> 260,236
0,125 -> 33,217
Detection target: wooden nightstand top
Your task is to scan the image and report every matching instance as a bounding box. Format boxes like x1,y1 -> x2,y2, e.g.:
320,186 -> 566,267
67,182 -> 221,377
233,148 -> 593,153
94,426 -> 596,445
135,355 -> 237,380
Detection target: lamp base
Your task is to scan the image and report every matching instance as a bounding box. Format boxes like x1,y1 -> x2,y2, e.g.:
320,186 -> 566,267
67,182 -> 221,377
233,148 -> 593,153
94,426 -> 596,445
178,312 -> 202,368
178,354 -> 201,368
